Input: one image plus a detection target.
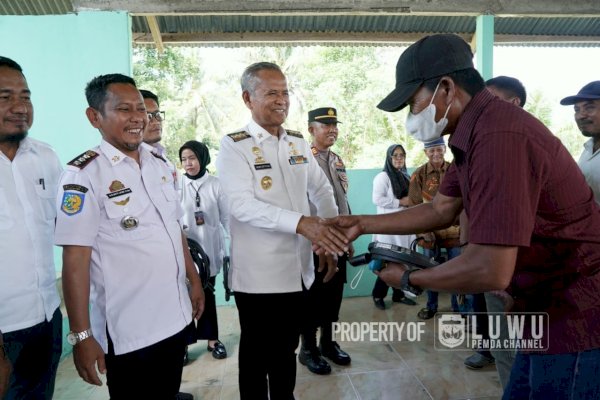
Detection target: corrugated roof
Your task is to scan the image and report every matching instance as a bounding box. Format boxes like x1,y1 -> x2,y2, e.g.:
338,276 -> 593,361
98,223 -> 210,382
1,1 -> 599,47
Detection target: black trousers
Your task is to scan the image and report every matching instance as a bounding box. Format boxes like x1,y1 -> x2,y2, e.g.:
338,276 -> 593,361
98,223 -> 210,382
3,308 -> 62,400
105,326 -> 187,400
302,254 -> 346,338
372,277 -> 405,300
235,291 -> 303,400
191,276 -> 219,341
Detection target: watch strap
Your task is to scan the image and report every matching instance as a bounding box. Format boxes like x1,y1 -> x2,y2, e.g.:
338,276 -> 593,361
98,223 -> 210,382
401,269 -> 423,296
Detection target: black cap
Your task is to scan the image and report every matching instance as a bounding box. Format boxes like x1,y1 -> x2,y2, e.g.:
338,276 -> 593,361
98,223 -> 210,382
560,81 -> 600,105
308,107 -> 341,124
377,34 -> 474,112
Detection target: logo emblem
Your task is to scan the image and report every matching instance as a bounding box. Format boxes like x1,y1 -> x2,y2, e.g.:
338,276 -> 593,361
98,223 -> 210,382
261,176 -> 272,190
437,314 -> 465,349
61,192 -> 85,216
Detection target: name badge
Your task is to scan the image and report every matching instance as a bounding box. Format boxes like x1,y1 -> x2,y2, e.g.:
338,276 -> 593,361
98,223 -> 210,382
254,163 -> 272,170
289,156 -> 308,165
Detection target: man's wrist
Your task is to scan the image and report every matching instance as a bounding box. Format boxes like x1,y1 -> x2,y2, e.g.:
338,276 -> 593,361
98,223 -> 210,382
67,328 -> 93,346
401,269 -> 423,296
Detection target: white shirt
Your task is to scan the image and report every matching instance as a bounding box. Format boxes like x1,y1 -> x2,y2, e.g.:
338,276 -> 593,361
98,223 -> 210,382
578,138 -> 600,205
216,120 -> 338,293
180,173 -> 229,276
141,142 -> 179,190
54,140 -> 192,355
0,138 -> 62,333
371,171 -> 416,248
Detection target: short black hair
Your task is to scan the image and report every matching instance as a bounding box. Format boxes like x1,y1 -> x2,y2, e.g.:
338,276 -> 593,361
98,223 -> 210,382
486,76 -> 527,107
85,73 -> 137,113
139,89 -> 159,107
424,68 -> 485,98
0,56 -> 23,73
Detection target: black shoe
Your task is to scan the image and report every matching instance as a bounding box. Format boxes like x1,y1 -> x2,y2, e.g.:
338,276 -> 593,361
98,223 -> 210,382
176,392 -> 194,400
373,298 -> 386,310
298,347 -> 332,375
207,340 -> 227,360
393,297 -> 417,306
320,341 -> 351,366
417,308 -> 437,320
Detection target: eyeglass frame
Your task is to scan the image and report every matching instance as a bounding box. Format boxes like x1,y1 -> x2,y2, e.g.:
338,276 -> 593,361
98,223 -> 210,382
147,110 -> 166,121
391,154 -> 406,159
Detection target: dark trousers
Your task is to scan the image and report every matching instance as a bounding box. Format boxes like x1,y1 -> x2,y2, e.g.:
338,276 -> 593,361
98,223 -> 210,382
372,277 -> 404,301
190,276 -> 219,341
3,308 -> 62,400
302,254 -> 346,346
235,291 -> 303,400
105,327 -> 187,400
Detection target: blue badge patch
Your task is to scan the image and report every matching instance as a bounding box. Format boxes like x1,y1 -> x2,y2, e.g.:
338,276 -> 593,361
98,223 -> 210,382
61,192 -> 85,216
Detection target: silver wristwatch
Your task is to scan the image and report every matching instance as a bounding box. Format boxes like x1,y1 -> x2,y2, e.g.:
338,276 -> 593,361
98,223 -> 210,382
67,328 -> 93,345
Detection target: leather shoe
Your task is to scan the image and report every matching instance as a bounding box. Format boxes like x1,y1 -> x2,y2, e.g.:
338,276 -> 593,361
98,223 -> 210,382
393,296 -> 417,306
298,347 -> 331,375
320,341 -> 351,366
464,352 -> 495,369
373,298 -> 386,310
176,392 -> 194,400
207,340 -> 227,360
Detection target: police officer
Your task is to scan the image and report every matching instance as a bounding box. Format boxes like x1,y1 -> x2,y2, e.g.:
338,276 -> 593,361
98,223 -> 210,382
298,107 -> 352,375
55,74 -> 204,400
0,56 -> 63,400
216,62 -> 347,400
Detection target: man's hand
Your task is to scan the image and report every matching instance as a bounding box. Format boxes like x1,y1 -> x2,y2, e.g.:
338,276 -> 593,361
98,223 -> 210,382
321,215 -> 364,242
374,262 -> 408,289
318,254 -> 338,283
0,337 -> 12,399
297,216 -> 348,256
189,279 -> 205,320
73,338 -> 106,386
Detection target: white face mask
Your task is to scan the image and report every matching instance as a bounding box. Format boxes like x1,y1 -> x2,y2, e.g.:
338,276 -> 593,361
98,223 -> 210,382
405,82 -> 452,142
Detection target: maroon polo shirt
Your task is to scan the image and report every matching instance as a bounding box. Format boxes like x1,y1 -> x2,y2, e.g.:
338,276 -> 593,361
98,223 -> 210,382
440,89 -> 600,354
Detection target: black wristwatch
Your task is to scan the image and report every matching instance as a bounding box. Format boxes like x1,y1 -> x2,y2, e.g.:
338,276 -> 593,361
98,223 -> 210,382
401,269 -> 423,297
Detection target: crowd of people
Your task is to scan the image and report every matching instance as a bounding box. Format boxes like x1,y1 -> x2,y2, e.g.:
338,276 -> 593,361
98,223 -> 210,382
1,31 -> 600,400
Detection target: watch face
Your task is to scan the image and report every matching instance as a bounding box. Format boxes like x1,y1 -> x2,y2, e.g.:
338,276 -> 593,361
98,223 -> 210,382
67,333 -> 77,345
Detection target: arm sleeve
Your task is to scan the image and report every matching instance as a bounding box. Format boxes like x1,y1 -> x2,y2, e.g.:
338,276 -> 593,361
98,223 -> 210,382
372,172 -> 400,209
438,163 -> 462,198
54,169 -> 100,246
216,136 -> 302,234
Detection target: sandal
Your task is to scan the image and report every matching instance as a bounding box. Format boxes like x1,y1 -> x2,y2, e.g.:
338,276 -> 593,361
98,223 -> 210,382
417,308 -> 437,320
207,340 -> 227,360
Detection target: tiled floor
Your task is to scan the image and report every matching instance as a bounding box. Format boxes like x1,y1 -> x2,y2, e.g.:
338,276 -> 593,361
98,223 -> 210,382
54,295 -> 503,400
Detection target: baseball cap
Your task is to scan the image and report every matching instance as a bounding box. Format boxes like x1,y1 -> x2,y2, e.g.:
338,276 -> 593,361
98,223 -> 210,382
560,81 -> 600,105
377,34 -> 474,112
308,107 -> 341,124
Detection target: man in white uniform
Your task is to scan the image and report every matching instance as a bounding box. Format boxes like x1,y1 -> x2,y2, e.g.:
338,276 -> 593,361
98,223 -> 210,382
560,81 -> 600,204
0,56 -> 62,400
55,74 -> 204,399
216,62 -> 347,400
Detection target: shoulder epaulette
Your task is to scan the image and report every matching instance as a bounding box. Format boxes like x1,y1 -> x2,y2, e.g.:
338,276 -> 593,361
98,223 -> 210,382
286,129 -> 304,139
151,151 -> 167,163
227,131 -> 251,142
67,150 -> 99,169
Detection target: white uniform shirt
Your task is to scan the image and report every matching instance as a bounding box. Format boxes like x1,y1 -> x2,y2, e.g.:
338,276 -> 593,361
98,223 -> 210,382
371,171 -> 416,248
180,173 -> 229,276
578,138 -> 600,205
216,120 -> 338,293
54,140 -> 192,355
0,138 -> 62,333
141,142 -> 179,190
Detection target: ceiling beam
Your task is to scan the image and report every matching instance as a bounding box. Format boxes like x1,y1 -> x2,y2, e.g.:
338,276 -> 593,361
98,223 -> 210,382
145,15 -> 164,53
74,0 -> 600,17
132,31 -> 600,46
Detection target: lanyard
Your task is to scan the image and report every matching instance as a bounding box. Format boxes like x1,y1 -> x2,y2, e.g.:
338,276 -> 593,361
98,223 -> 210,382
191,182 -> 202,209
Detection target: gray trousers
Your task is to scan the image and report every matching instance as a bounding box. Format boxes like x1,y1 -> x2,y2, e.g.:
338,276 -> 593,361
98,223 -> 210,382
484,292 -> 516,389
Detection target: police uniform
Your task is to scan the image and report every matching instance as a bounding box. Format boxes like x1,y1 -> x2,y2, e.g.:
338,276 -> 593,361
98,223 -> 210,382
54,139 -> 192,396
0,137 -> 63,399
216,119 -> 338,398
141,141 -> 179,190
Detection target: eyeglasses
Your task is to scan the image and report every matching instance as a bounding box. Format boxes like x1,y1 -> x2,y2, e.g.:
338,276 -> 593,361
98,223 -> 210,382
391,154 -> 406,159
147,111 -> 165,121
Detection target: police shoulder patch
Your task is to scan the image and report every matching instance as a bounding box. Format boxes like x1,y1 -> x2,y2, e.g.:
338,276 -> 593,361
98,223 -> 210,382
286,129 -> 303,139
61,191 -> 85,216
227,131 -> 251,142
67,150 -> 99,169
